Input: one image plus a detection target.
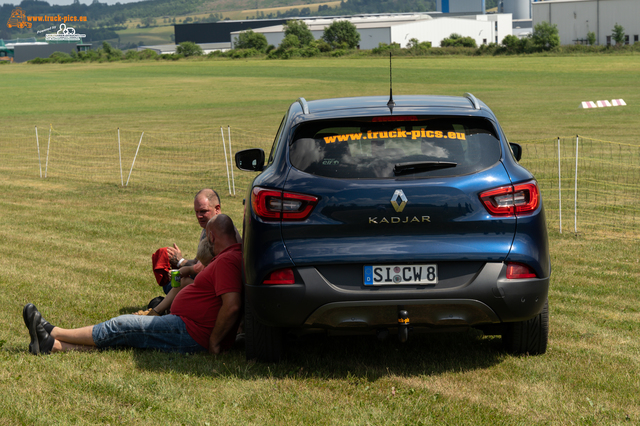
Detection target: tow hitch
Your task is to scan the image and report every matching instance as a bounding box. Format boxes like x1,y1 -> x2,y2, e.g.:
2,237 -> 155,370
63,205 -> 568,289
398,308 -> 411,342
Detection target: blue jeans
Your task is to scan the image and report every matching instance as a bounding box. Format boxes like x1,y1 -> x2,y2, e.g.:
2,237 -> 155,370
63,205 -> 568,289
92,314 -> 206,354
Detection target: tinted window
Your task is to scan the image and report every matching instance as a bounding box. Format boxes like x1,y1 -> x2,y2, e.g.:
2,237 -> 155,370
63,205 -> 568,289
267,116 -> 286,167
289,116 -> 501,179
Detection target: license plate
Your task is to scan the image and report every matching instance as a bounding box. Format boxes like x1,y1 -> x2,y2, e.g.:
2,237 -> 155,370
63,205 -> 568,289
364,264 -> 438,286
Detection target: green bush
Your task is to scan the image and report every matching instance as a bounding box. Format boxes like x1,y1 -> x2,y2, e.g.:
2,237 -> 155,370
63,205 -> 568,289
138,49 -> 159,60
284,20 -> 314,46
28,57 -> 51,64
612,23 -> 625,46
315,39 -> 332,53
124,50 -> 139,60
371,42 -> 402,55
501,34 -> 521,54
49,51 -> 75,63
228,48 -> 262,59
531,22 -> 560,51
280,34 -> 301,50
322,20 -> 360,49
407,38 -> 431,54
234,30 -> 268,52
176,41 -> 203,57
441,33 -> 477,48
476,42 -> 500,56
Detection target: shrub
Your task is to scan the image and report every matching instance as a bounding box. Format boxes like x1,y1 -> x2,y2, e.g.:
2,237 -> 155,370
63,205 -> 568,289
124,50 -> 139,60
531,22 -> 560,51
228,48 -> 262,59
406,38 -> 431,54
49,51 -> 74,63
315,39 -> 332,52
234,30 -> 268,52
587,31 -> 596,46
28,57 -> 51,64
322,20 -> 360,49
501,34 -> 521,54
612,23 -> 625,46
138,49 -> 159,60
441,33 -> 477,48
476,42 -> 500,56
176,41 -> 203,57
371,42 -> 402,55
280,34 -> 301,50
284,20 -> 314,46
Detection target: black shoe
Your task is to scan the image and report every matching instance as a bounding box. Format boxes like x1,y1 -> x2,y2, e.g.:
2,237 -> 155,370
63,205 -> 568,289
24,304 -> 55,355
22,303 -> 53,333
147,296 -> 168,316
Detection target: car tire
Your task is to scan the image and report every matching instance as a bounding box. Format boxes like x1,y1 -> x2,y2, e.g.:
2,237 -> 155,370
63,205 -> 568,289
245,294 -> 284,362
502,299 -> 549,355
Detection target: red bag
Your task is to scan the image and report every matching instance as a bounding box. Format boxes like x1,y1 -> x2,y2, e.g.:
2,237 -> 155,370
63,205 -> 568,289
151,247 -> 171,286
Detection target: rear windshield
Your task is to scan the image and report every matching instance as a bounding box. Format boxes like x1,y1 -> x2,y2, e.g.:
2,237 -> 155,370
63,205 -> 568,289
289,116 -> 501,179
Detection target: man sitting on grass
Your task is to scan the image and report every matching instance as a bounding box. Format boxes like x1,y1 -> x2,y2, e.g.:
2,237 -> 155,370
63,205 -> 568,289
136,235 -> 215,316
23,214 -> 243,355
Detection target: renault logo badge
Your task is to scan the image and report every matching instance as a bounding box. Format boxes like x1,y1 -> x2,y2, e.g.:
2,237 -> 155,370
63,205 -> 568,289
390,190 -> 407,213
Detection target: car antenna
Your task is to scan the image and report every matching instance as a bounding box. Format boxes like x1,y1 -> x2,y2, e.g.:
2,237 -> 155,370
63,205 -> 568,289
387,52 -> 395,112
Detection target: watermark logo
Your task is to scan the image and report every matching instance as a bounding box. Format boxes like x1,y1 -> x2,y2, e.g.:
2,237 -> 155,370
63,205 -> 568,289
7,7 -> 32,29
46,24 -> 86,42
6,8 -> 88,29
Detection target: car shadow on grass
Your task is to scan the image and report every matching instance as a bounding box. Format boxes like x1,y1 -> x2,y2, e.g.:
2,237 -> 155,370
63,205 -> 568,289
130,329 -> 509,380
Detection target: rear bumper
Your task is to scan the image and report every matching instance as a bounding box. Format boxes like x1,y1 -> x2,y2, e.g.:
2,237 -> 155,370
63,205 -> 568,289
246,262 -> 550,329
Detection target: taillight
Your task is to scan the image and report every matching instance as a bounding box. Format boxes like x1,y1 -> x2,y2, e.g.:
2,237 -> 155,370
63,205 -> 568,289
479,181 -> 539,217
506,263 -> 537,279
263,268 -> 295,284
252,187 -> 318,221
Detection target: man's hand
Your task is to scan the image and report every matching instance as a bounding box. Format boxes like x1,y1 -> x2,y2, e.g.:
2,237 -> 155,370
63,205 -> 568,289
178,265 -> 192,278
166,244 -> 183,268
208,292 -> 242,355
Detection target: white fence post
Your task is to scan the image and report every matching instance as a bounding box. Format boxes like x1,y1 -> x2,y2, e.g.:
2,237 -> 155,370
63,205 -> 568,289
45,124 -> 51,178
126,132 -> 144,187
557,137 -> 562,234
118,128 -> 124,187
35,126 -> 42,178
228,125 -> 235,196
221,126 -> 232,195
574,135 -> 579,235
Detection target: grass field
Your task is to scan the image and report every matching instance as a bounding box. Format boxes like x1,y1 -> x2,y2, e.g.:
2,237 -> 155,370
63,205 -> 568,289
0,55 -> 639,424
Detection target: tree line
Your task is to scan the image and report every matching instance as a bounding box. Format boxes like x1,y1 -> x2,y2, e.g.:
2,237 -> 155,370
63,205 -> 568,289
23,20 -> 638,65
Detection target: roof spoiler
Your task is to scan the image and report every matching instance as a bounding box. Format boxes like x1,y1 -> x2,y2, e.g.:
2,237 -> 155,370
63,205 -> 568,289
464,93 -> 480,110
297,97 -> 309,115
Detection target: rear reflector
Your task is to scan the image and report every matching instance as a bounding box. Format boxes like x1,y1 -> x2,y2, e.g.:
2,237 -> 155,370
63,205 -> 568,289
506,263 -> 537,279
252,187 -> 318,221
479,181 -> 540,217
263,268 -> 295,285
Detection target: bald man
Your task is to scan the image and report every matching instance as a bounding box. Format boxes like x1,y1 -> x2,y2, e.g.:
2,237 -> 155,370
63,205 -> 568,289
24,214 -> 243,355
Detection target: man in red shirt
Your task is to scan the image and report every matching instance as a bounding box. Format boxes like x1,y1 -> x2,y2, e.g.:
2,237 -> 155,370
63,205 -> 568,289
23,214 -> 243,355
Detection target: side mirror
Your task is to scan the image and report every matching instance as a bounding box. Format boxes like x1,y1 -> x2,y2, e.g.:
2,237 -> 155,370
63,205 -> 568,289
509,143 -> 522,162
235,148 -> 265,172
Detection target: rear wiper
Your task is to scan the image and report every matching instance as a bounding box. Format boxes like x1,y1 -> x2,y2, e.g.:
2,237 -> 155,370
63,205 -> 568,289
393,161 -> 457,176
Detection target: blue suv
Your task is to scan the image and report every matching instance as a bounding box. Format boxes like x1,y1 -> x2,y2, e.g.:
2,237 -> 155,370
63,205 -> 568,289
235,94 -> 550,362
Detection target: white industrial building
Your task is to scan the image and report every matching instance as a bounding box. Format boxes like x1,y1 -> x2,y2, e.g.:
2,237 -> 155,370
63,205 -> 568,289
230,13 -> 513,49
532,0 -> 640,46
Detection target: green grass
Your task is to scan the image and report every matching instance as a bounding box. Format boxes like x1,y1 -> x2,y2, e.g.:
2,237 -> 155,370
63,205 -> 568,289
1,56 -> 639,424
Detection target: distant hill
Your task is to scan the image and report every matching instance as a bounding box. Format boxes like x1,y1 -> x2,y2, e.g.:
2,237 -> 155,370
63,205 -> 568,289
3,0 -> 497,47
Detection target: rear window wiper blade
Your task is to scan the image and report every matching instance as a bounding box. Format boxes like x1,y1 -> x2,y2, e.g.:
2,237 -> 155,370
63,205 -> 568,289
393,161 -> 458,176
